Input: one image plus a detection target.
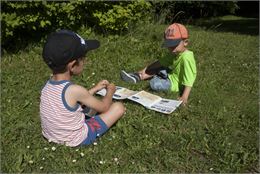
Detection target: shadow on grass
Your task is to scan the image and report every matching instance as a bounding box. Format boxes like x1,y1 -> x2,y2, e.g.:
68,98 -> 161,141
192,16 -> 259,36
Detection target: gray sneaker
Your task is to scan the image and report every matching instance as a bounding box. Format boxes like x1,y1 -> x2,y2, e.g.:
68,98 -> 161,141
120,70 -> 141,83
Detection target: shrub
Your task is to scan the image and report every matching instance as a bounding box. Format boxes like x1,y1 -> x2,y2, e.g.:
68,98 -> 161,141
151,1 -> 239,23
93,1 -> 151,32
1,1 -> 239,52
1,1 -> 152,50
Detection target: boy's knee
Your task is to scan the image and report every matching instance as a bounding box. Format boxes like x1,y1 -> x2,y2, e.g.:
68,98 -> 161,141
113,102 -> 126,116
150,76 -> 171,91
150,77 -> 161,91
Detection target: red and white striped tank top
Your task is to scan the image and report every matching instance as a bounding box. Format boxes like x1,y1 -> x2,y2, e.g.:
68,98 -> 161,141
40,80 -> 88,147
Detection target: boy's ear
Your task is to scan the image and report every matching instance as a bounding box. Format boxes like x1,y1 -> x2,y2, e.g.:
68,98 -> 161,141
67,60 -> 77,70
183,39 -> 189,46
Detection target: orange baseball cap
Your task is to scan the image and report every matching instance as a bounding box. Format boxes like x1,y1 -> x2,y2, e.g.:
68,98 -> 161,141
162,23 -> 188,48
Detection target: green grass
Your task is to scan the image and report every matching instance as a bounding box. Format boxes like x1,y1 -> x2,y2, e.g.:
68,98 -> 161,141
1,16 -> 259,173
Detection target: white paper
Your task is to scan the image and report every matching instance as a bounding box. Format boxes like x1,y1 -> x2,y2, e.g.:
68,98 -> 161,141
96,86 -> 138,100
96,86 -> 182,114
127,91 -> 162,107
150,99 -> 182,114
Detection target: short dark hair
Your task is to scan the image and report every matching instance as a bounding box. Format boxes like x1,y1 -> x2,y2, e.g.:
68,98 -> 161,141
51,57 -> 84,74
51,64 -> 68,74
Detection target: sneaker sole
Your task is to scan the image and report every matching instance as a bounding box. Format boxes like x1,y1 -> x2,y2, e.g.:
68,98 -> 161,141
120,70 -> 137,83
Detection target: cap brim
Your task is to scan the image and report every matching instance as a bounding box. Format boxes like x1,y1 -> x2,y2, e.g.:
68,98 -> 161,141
85,40 -> 100,52
161,39 -> 182,48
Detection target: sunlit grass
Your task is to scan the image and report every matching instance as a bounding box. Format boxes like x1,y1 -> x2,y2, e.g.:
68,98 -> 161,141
1,16 -> 259,172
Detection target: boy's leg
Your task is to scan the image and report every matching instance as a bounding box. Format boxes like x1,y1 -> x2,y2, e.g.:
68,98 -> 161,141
121,61 -> 167,83
99,102 -> 125,128
120,70 -> 141,83
150,70 -> 171,91
80,102 -> 125,146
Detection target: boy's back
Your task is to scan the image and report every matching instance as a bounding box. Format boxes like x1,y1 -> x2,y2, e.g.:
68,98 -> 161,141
40,80 -> 87,147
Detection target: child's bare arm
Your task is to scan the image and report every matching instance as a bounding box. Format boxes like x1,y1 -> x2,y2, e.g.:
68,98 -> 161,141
88,80 -> 109,95
178,86 -> 191,105
67,84 -> 115,113
138,60 -> 168,80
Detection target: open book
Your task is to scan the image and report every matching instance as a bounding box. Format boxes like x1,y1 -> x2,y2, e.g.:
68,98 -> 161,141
96,86 -> 182,114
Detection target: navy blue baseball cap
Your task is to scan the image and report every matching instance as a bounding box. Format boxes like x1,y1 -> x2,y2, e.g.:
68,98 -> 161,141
42,29 -> 100,69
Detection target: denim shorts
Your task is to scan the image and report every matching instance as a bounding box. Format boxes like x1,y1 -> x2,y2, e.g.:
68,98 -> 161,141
80,115 -> 108,146
149,70 -> 171,91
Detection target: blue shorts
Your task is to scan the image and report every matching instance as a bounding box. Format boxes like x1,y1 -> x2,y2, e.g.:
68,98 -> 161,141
80,115 -> 108,146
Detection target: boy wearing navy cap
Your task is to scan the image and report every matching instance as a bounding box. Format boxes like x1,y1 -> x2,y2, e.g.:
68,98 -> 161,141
40,30 -> 125,147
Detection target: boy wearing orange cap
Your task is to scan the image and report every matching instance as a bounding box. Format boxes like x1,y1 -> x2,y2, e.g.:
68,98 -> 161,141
121,23 -> 197,105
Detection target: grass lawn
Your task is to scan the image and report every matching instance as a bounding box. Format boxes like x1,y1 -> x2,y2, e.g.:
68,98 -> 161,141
1,16 -> 259,172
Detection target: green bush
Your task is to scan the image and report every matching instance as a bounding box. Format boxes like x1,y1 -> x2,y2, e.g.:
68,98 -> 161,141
1,1 -> 152,50
1,1 -> 239,52
151,1 -> 239,23
1,1 -> 87,50
93,1 -> 151,32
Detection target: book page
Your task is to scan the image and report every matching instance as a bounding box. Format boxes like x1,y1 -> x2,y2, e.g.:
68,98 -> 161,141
149,99 -> 182,114
127,91 -> 162,107
96,86 -> 137,100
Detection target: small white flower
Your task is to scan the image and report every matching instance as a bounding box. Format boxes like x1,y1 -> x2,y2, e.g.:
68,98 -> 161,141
93,142 -> 98,146
44,147 -> 48,150
51,146 -> 56,151
210,168 -> 213,171
48,139 -> 52,143
40,166 -> 44,170
28,160 -> 33,164
72,159 -> 77,163
99,160 -> 104,164
114,158 -> 118,162
97,133 -> 100,137
27,145 -> 30,149
80,152 -> 85,157
75,149 -> 79,152
42,157 -> 45,161
92,72 -> 95,75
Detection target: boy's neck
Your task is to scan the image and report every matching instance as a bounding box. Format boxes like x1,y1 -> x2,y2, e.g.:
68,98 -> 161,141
180,47 -> 188,53
51,71 -> 71,81
173,48 -> 188,56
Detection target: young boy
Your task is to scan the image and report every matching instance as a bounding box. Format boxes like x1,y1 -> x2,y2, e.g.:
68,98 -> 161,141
40,29 -> 125,147
121,23 -> 197,105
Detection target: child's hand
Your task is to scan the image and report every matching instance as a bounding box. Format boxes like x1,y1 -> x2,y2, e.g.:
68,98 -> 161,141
95,80 -> 109,91
138,67 -> 153,80
106,83 -> 116,93
178,96 -> 188,106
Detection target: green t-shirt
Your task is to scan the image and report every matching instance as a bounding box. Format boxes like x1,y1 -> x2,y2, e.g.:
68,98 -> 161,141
159,50 -> 197,92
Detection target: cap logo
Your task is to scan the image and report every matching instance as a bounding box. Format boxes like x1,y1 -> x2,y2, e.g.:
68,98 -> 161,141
76,33 -> 85,45
166,29 -> 174,38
